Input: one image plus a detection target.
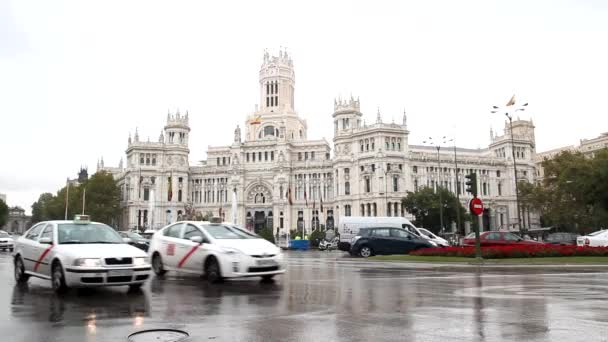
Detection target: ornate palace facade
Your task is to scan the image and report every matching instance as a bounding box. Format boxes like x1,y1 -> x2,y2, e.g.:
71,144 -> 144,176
102,50 -> 539,234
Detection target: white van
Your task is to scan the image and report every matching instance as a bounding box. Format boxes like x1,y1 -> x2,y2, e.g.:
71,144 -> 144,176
337,216 -> 438,251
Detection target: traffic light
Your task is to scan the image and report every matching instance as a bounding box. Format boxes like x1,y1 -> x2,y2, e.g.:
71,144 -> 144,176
465,173 -> 478,197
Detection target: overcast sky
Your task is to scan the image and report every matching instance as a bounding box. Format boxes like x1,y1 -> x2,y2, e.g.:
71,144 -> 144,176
2,0 -> 607,214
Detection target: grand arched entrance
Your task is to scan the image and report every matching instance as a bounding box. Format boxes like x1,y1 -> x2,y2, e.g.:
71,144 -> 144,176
245,182 -> 274,233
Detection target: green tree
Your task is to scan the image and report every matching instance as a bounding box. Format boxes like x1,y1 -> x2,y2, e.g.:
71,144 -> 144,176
401,186 -> 468,233
523,149 -> 608,233
0,199 -> 8,228
82,171 -> 121,226
31,192 -> 55,223
30,171 -> 121,226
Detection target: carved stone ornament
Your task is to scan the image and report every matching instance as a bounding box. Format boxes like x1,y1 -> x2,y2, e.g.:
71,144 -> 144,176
166,156 -> 173,166
246,183 -> 273,203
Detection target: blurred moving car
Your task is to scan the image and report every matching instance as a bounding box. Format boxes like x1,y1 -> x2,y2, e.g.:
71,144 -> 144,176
148,221 -> 284,283
0,230 -> 15,251
545,232 -> 579,246
13,215 -> 151,293
119,231 -> 150,251
463,231 -> 544,247
577,230 -> 608,247
350,227 -> 434,257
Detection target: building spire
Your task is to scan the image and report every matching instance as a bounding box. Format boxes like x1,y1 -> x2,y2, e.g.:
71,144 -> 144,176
376,107 -> 382,124
402,110 -> 407,126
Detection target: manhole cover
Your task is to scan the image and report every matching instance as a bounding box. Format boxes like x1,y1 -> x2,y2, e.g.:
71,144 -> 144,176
128,329 -> 189,342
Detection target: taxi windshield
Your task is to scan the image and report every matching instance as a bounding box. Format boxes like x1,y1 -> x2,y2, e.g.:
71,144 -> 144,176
58,223 -> 123,244
0,231 -> 10,238
203,224 -> 258,239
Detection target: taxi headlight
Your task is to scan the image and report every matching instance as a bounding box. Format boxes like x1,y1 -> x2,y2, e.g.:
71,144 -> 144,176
73,258 -> 102,267
133,257 -> 149,266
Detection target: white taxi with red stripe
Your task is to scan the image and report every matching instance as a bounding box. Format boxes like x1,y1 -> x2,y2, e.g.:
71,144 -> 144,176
13,216 -> 151,293
149,221 -> 285,282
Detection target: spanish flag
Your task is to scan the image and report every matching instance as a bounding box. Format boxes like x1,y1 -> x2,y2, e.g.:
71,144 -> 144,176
250,115 -> 262,125
506,94 -> 516,107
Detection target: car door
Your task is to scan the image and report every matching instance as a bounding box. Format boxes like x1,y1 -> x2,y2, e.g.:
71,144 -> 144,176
176,224 -> 210,274
369,228 -> 392,254
32,223 -> 55,277
159,223 -> 185,269
20,223 -> 47,272
390,228 -> 416,254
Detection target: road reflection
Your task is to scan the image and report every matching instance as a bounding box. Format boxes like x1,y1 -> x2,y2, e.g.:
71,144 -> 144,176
11,283 -> 149,326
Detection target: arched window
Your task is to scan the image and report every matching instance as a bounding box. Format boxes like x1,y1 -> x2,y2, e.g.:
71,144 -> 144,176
264,125 -> 275,137
344,181 -> 350,195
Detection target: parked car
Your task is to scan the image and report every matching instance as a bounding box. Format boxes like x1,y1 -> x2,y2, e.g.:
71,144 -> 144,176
338,216 -> 437,251
577,230 -> 608,247
417,228 -> 450,247
463,231 -> 544,247
119,231 -> 150,251
350,227 -> 434,257
545,232 -> 579,245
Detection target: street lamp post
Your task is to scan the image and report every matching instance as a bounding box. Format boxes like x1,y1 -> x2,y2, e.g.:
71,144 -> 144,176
423,136 -> 450,232
451,138 -> 461,234
491,99 -> 528,233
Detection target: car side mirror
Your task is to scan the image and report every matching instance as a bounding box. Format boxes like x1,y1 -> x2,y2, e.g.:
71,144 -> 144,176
122,237 -> 132,243
39,237 -> 52,244
190,236 -> 203,244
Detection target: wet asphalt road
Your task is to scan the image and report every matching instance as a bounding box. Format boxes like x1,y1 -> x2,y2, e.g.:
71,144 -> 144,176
2,251 -> 608,342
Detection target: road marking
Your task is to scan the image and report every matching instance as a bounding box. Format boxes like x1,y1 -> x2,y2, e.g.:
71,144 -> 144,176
177,245 -> 199,268
33,244 -> 54,272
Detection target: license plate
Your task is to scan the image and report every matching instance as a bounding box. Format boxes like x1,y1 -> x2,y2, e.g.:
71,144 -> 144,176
256,259 -> 277,266
108,269 -> 133,277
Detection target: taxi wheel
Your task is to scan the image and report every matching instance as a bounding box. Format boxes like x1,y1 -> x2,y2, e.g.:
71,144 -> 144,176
205,258 -> 223,284
52,262 -> 69,293
14,256 -> 29,283
152,253 -> 166,276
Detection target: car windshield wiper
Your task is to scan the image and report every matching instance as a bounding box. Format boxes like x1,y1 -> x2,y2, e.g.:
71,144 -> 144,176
60,241 -> 85,244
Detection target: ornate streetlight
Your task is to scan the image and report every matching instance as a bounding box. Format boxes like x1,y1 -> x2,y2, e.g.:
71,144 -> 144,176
423,136 -> 451,232
491,97 -> 528,232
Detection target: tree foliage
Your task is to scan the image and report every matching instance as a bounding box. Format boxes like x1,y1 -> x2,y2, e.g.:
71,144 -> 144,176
519,149 -> 608,233
0,199 -> 8,227
401,186 -> 468,233
30,171 -> 121,226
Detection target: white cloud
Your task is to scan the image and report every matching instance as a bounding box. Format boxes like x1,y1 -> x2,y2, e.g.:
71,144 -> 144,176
1,0 -> 607,213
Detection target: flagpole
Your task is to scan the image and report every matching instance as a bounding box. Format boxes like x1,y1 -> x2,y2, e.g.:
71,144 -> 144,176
64,178 -> 69,220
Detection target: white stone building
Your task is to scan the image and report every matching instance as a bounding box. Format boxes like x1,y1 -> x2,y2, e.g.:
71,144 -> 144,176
102,50 -> 540,233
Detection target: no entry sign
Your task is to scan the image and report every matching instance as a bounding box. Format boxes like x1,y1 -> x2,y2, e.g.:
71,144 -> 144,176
469,197 -> 484,216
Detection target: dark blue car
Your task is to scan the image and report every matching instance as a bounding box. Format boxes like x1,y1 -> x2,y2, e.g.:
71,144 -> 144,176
350,227 -> 434,257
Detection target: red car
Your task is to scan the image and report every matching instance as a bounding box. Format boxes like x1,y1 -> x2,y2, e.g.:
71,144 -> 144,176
463,231 -> 543,247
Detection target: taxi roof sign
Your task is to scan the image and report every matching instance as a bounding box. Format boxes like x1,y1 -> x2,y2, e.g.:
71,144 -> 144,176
74,214 -> 91,223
